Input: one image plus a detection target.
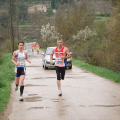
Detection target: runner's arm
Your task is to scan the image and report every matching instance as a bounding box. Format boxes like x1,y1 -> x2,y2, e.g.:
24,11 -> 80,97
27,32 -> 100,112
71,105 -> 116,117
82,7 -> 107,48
25,51 -> 31,64
11,51 -> 18,65
65,47 -> 71,59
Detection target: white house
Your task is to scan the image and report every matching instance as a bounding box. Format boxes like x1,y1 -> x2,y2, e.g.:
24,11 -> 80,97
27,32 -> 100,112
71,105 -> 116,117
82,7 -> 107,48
28,4 -> 47,13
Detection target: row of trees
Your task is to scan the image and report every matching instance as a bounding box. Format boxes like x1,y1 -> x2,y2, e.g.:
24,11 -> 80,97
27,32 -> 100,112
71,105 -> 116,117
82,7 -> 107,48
51,0 -> 73,9
0,0 -> 28,28
0,0 -> 50,6
0,0 -> 28,64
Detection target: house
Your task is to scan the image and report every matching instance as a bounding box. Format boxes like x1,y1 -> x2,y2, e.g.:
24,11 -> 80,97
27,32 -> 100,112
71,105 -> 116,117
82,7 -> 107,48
28,4 -> 47,13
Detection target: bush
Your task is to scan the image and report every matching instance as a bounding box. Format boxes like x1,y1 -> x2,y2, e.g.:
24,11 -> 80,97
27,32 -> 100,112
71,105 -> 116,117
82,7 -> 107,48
104,3 -> 120,71
3,38 -> 18,53
96,12 -> 111,17
47,8 -> 54,17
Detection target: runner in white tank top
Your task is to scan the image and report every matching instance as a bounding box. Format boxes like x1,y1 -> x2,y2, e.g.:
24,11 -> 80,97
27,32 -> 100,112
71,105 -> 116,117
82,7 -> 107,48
11,41 -> 31,101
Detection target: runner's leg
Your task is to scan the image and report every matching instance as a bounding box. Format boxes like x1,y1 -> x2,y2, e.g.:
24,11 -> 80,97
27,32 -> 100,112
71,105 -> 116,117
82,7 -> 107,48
56,66 -> 62,96
20,75 -> 25,96
15,77 -> 19,91
57,80 -> 61,90
61,67 -> 65,80
56,66 -> 61,90
16,77 -> 19,84
15,68 -> 20,91
58,67 -> 65,96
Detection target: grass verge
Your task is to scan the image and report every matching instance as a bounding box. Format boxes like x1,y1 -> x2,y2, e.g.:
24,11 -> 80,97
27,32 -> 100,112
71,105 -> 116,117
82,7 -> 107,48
40,48 -> 46,52
24,39 -> 35,43
0,53 -> 14,113
73,59 -> 120,83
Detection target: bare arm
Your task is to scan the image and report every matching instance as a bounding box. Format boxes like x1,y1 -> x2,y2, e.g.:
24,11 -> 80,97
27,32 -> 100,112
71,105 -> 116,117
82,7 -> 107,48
25,51 -> 31,64
65,47 -> 71,59
50,49 -> 55,65
11,51 -> 18,65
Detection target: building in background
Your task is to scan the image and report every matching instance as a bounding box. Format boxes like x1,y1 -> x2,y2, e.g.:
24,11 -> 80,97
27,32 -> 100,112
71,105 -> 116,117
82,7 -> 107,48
28,4 -> 47,13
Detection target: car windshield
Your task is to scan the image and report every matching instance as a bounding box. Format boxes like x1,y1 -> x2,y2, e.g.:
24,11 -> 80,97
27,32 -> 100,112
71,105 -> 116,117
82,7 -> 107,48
46,47 -> 55,55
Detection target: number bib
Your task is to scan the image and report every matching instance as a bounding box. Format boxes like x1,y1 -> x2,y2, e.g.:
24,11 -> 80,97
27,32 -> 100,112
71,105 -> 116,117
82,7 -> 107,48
55,57 -> 65,67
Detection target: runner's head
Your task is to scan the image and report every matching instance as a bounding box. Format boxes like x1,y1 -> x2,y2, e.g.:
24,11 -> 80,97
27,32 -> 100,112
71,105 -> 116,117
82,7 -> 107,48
57,38 -> 63,47
18,41 -> 24,50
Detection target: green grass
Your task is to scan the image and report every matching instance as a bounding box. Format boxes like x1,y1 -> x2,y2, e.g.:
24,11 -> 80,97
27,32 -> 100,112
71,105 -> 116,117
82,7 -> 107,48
0,53 -> 15,113
73,59 -> 120,83
95,16 -> 109,21
40,48 -> 46,52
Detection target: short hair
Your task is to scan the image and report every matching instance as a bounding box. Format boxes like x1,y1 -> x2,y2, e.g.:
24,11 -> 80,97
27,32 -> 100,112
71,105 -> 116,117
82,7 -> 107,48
18,41 -> 24,45
57,38 -> 63,42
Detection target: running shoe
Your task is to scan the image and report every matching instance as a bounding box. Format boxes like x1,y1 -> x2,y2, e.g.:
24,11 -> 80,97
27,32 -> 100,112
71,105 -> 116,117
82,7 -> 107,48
15,86 -> 18,91
19,96 -> 24,101
58,90 -> 62,96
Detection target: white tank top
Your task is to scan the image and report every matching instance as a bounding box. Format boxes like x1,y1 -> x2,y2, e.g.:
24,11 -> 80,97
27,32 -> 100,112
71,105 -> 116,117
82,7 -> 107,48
16,50 -> 26,68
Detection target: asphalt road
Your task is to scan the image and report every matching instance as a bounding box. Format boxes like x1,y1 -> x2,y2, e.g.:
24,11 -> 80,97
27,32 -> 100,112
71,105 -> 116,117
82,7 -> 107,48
2,49 -> 120,120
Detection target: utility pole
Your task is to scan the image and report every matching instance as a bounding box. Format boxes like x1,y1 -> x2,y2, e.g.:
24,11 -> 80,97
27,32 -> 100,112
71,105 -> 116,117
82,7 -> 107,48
17,18 -> 19,41
16,0 -> 19,41
10,0 -> 14,54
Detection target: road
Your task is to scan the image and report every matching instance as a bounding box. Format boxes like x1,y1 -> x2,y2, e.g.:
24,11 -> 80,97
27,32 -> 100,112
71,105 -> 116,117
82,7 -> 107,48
1,48 -> 120,120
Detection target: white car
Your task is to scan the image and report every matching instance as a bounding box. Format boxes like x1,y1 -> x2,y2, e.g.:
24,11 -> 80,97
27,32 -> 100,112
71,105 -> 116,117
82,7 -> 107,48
42,47 -> 72,69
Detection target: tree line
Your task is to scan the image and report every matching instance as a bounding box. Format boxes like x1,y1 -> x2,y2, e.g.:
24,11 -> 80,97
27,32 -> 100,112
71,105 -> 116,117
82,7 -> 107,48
0,0 -> 50,6
51,0 -> 73,9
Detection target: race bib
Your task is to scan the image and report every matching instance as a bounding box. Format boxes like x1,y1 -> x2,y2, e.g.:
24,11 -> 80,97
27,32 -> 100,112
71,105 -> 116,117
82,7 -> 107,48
56,57 -> 63,66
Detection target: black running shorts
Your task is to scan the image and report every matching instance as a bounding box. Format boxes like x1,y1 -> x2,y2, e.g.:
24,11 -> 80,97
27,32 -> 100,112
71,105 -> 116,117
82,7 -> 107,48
15,67 -> 25,77
56,66 -> 65,80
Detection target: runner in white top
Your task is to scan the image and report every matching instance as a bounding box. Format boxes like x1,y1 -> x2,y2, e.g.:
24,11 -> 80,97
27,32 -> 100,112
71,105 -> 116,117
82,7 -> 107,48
11,41 -> 31,101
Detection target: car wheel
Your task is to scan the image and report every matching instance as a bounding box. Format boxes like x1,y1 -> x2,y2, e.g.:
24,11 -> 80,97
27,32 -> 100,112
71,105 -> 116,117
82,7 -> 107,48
44,64 -> 48,70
